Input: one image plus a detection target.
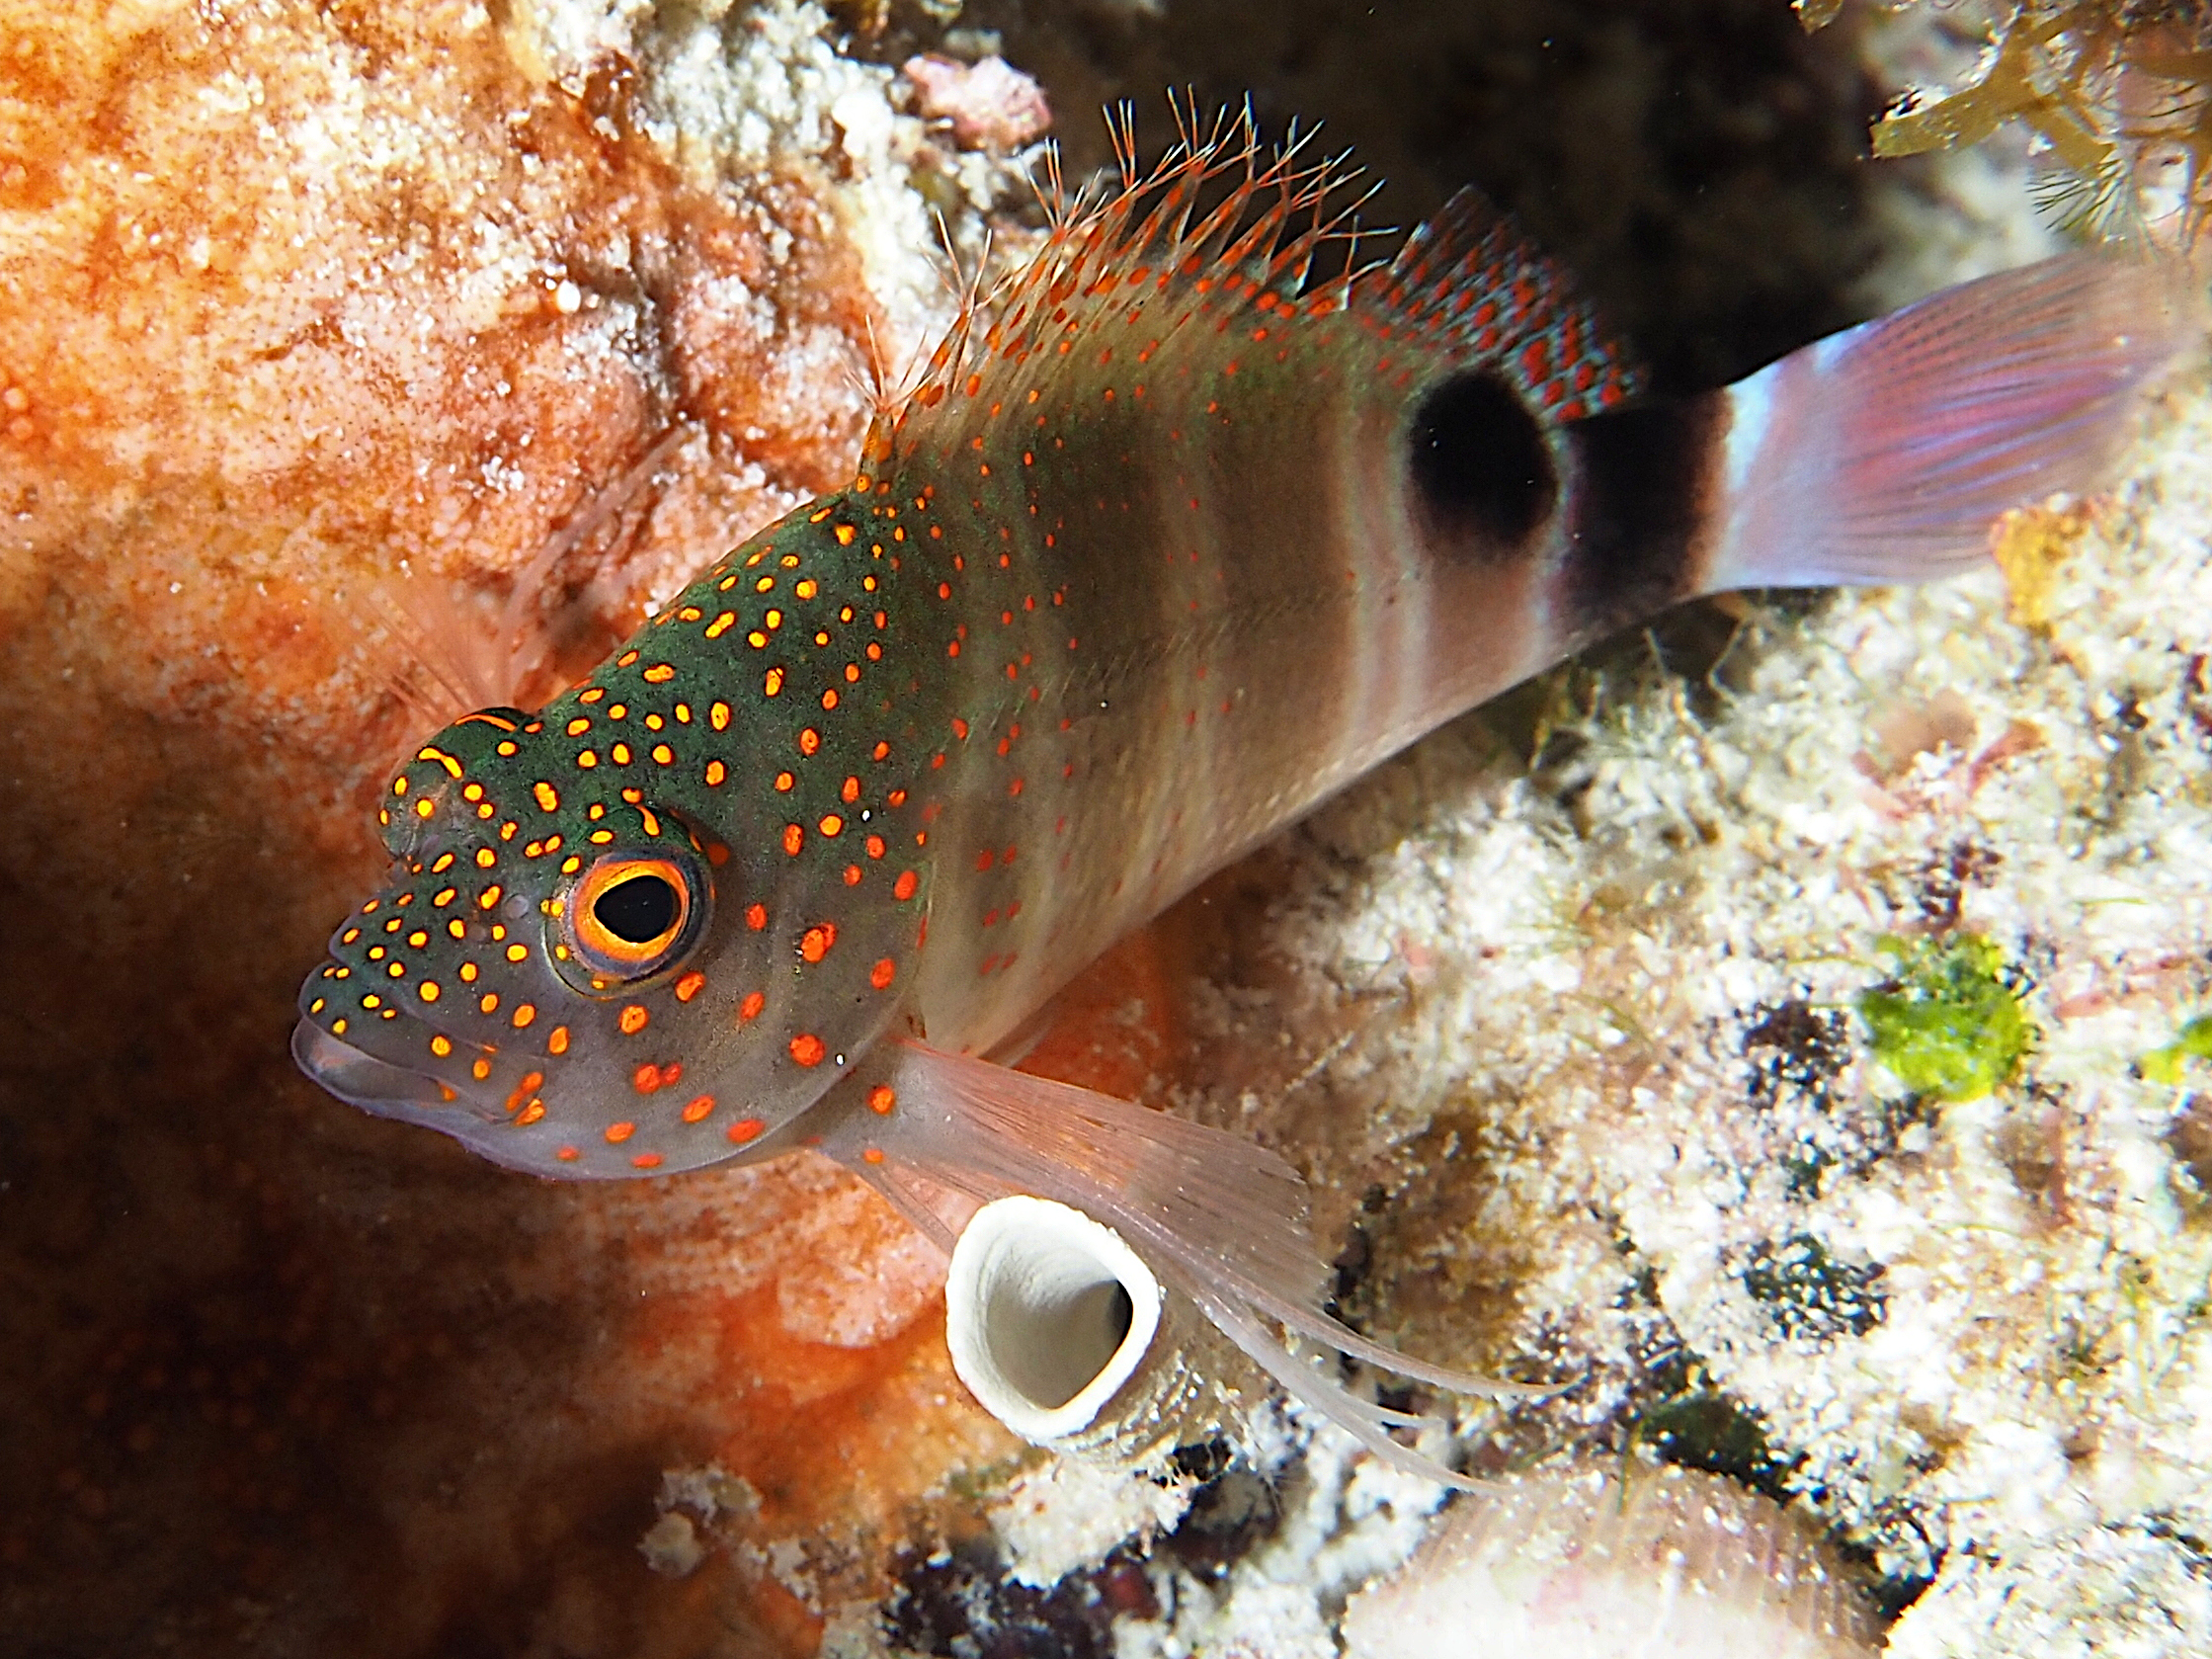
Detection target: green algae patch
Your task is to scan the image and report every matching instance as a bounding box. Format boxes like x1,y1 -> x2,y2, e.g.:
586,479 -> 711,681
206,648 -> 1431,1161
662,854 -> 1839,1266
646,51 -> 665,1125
2142,1016 -> 2212,1087
1858,934 -> 2030,1103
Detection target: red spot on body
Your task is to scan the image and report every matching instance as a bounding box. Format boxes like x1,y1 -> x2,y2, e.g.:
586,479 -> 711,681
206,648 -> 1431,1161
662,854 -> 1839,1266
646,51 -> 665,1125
633,1063 -> 664,1094
739,990 -> 766,1022
894,871 -> 919,901
870,958 -> 897,990
682,1094 -> 715,1123
746,902 -> 768,931
800,923 -> 838,963
728,1118 -> 765,1143
789,1033 -> 827,1067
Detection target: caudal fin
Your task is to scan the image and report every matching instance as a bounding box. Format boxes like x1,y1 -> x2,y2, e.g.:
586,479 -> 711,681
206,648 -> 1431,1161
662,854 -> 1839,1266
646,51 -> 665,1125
1702,252 -> 2202,593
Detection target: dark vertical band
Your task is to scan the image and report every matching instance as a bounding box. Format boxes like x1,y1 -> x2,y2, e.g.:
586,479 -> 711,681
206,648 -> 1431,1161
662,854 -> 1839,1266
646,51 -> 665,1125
1556,392 -> 1726,643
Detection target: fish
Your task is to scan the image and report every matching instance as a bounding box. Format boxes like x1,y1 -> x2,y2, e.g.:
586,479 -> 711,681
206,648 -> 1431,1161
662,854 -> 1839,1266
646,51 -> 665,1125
293,117 -> 2197,1480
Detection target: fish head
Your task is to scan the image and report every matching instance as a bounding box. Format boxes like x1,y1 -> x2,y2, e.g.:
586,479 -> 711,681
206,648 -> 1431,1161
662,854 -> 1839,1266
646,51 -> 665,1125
295,690 -> 904,1178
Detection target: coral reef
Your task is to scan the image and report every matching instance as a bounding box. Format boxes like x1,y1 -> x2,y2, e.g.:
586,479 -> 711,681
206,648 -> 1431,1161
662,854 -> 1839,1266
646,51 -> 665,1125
16,0 -> 2204,1655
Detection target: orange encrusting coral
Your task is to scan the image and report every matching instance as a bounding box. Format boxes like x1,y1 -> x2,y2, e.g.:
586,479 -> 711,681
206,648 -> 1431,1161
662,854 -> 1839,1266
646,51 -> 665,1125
0,2 -> 1014,1653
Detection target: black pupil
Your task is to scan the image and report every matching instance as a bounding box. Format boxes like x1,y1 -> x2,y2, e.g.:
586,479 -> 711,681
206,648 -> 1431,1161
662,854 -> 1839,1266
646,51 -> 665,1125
595,873 -> 680,945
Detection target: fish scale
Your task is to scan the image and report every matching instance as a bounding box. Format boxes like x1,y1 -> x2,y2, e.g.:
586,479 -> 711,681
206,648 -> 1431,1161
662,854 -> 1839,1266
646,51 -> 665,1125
295,119 -> 2195,1481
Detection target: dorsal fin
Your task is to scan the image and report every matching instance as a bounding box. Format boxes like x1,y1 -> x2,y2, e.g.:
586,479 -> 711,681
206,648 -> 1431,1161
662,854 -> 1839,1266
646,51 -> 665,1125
869,103 -> 1378,463
1352,186 -> 1643,422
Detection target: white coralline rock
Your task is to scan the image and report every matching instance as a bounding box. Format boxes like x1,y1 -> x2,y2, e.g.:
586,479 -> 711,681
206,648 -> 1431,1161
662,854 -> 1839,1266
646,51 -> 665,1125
1341,1461 -> 1880,1658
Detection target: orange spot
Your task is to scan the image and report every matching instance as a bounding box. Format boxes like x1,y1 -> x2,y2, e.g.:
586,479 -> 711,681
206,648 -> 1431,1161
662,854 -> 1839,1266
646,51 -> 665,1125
821,688 -> 839,710
739,990 -> 767,1022
618,1004 -> 649,1035
606,1121 -> 636,1143
515,1100 -> 545,1125
548,1026 -> 570,1054
764,668 -> 784,697
633,1063 -> 664,1094
643,664 -> 676,684
512,1004 -> 536,1029
861,1147 -> 885,1165
818,814 -> 844,837
675,971 -> 706,1002
866,835 -> 886,859
841,776 -> 860,803
776,771 -> 795,791
788,1033 -> 827,1067
868,1085 -> 897,1115
782,823 -> 804,856
556,1146 -> 580,1162
728,1118 -> 765,1144
799,727 -> 821,756
746,902 -> 769,931
682,1094 -> 715,1123
870,957 -> 897,990
631,1152 -> 664,1169
800,923 -> 838,963
894,871 -> 919,901
844,864 -> 862,886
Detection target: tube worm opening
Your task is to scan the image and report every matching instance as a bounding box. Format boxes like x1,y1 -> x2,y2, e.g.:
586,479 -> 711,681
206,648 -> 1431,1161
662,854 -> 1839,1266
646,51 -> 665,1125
947,1196 -> 1165,1444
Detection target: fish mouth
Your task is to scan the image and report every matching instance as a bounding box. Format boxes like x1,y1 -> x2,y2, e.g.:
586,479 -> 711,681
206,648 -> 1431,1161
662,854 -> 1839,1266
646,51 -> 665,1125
291,1017 -> 451,1114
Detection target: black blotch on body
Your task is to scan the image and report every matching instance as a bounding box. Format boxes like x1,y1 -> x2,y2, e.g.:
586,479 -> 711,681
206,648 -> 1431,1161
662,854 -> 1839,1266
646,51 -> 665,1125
1559,392 -> 1724,640
1407,370 -> 1557,557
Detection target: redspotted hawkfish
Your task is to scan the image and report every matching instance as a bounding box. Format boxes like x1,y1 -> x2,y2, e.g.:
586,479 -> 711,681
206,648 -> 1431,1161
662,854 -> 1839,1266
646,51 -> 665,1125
297,121 -> 2195,1480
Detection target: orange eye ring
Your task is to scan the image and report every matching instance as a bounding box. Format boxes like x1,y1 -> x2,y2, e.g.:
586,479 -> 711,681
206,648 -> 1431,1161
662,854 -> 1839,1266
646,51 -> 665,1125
570,857 -> 693,977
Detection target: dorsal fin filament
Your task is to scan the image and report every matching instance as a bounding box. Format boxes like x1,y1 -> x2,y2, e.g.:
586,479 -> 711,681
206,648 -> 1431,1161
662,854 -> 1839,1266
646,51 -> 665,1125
887,103 -> 1375,445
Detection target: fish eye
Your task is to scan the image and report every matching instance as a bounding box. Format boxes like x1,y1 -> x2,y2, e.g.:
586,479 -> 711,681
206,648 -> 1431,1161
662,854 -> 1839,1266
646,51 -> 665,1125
565,855 -> 700,983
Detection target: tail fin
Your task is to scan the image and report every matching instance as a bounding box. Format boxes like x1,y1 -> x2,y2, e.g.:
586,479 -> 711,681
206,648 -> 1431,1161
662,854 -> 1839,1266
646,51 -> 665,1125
1702,253 -> 2202,592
